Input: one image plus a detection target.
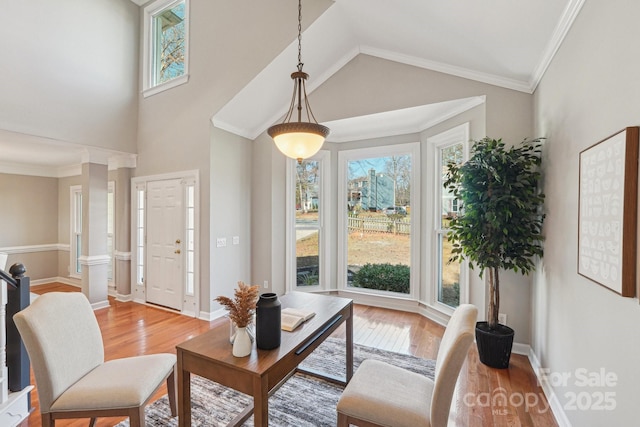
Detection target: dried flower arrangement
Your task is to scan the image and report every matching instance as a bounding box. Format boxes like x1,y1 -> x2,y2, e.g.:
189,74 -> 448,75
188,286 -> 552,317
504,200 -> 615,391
214,281 -> 260,328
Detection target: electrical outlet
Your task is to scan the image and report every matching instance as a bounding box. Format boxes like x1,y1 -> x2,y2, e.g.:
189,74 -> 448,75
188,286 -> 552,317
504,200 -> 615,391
263,280 -> 269,289
498,313 -> 507,325
216,237 -> 226,247
232,236 -> 240,245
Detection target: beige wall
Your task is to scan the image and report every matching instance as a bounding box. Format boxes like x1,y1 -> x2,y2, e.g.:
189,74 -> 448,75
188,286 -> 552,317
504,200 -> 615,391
0,0 -> 139,152
0,173 -> 58,280
312,54 -> 532,142
0,174 -> 58,246
210,127 -> 252,305
533,1 -> 640,425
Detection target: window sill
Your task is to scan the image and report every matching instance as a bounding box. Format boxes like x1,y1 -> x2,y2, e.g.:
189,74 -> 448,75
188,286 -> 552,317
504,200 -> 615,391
142,74 -> 189,98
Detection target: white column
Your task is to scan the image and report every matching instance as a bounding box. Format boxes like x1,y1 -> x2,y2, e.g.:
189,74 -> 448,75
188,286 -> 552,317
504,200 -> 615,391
114,167 -> 132,301
79,162 -> 110,310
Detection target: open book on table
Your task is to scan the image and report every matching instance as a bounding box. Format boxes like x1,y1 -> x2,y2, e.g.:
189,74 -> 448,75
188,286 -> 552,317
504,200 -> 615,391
281,307 -> 316,332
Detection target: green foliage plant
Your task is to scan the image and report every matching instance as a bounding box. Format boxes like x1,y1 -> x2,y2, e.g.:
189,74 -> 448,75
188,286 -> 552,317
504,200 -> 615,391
444,137 -> 545,330
352,263 -> 410,293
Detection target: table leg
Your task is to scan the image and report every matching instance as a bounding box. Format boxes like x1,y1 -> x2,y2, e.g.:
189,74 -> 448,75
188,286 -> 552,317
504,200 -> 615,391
252,375 -> 269,426
177,353 -> 191,427
346,304 -> 354,382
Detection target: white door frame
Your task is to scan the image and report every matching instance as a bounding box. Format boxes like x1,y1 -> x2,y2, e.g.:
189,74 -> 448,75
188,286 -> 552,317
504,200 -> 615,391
131,170 -> 200,317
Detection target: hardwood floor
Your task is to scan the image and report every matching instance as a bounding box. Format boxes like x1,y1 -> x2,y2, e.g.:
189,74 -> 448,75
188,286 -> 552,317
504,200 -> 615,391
20,283 -> 557,427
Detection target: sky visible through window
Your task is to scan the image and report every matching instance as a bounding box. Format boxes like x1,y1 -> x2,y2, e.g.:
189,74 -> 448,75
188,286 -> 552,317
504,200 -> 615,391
156,2 -> 185,84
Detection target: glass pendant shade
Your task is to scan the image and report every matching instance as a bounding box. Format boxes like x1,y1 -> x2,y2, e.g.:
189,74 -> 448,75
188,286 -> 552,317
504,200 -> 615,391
269,122 -> 329,162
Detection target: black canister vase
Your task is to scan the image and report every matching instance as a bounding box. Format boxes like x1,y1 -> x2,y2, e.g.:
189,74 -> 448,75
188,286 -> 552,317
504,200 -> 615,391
256,293 -> 281,350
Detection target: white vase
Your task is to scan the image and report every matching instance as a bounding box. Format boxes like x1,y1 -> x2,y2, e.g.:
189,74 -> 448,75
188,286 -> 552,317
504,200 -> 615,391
229,317 -> 255,344
232,327 -> 252,357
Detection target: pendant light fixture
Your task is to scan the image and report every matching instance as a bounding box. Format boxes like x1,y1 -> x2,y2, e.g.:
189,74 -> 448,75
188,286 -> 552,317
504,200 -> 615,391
267,0 -> 329,163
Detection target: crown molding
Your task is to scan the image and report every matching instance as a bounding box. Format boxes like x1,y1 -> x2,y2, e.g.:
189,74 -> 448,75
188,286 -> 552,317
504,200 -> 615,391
529,0 -> 586,92
361,46 -> 533,94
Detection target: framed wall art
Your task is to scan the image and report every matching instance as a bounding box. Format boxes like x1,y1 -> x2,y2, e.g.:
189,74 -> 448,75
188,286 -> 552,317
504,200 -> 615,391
578,126 -> 639,297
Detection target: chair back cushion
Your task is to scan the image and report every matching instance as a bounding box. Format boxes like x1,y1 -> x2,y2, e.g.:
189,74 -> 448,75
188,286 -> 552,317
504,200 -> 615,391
13,292 -> 105,412
431,304 -> 477,427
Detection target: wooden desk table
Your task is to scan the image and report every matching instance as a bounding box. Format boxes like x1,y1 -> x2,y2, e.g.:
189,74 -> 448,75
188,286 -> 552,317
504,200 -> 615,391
176,292 -> 353,427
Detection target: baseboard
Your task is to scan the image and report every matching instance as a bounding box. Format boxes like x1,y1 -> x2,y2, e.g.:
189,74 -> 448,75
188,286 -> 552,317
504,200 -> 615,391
31,277 -> 80,287
90,300 -> 110,311
116,292 -> 133,302
336,290 -> 421,314
32,279 -> 134,304
512,342 -> 530,356
417,304 -> 450,327
200,308 -> 226,322
528,348 -> 571,427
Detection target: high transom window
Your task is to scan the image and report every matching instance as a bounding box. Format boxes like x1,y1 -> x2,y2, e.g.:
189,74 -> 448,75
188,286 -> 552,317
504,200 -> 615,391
143,0 -> 189,96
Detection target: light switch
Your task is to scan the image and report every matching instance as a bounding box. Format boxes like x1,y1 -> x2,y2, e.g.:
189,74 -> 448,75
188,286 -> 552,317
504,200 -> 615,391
232,236 -> 240,245
216,237 -> 227,247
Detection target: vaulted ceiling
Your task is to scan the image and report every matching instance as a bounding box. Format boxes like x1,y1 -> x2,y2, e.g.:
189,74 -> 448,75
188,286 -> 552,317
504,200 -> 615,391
213,0 -> 584,140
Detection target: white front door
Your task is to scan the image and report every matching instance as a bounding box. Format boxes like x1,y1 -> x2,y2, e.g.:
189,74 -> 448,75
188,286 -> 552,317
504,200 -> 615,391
146,179 -> 183,310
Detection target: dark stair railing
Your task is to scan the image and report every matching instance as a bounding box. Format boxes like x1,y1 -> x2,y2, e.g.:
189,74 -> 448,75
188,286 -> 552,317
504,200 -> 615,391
2,263 -> 31,397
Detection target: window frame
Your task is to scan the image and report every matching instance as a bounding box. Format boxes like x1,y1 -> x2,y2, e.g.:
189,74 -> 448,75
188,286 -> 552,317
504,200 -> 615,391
184,179 -> 197,297
429,123 -> 470,313
142,0 -> 190,97
107,181 -> 115,286
286,150 -> 330,292
337,142 -> 421,299
70,185 -> 82,279
134,183 -> 146,288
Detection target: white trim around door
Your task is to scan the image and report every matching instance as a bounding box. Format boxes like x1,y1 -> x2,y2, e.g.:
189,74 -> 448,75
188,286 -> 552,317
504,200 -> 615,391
131,170 -> 200,317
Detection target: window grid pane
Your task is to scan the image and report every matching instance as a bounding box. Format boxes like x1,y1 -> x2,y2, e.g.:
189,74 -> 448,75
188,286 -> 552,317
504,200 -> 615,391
71,188 -> 82,277
152,1 -> 186,86
137,189 -> 145,285
346,155 -> 412,294
75,234 -> 82,274
438,142 -> 464,307
295,160 -> 321,288
440,143 -> 463,228
107,188 -> 114,282
437,232 -> 460,308
185,183 -> 195,296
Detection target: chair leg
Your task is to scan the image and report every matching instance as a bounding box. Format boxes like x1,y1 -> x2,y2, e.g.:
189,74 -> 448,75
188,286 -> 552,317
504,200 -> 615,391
167,368 -> 177,417
337,411 -> 349,427
129,406 -> 146,427
89,418 -> 97,427
41,413 -> 54,427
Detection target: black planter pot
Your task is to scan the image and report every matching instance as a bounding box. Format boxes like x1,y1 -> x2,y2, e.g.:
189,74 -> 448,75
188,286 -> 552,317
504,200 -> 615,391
475,321 -> 514,369
256,293 -> 281,350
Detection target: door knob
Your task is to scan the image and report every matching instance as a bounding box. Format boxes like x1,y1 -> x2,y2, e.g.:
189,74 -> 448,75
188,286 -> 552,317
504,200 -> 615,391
176,239 -> 181,244
175,249 -> 181,254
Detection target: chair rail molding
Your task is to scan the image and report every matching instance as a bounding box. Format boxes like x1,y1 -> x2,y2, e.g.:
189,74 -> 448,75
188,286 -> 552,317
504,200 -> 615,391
0,244 -> 69,254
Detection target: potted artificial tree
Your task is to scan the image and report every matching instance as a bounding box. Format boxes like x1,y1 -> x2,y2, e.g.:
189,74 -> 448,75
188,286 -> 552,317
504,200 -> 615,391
444,137 -> 545,369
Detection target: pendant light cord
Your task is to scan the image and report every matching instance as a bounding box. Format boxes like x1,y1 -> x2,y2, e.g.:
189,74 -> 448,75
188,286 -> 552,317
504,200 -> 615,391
297,0 -> 303,72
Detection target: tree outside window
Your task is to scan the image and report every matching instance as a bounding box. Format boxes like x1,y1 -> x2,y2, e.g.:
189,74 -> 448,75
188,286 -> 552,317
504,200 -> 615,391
153,1 -> 186,85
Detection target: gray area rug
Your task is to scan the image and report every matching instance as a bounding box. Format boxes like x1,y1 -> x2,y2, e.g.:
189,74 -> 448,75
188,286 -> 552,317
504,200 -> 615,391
116,337 -> 435,427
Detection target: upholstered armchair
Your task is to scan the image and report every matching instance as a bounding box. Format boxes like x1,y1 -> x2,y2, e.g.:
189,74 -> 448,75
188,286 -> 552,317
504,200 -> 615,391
13,292 -> 176,427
